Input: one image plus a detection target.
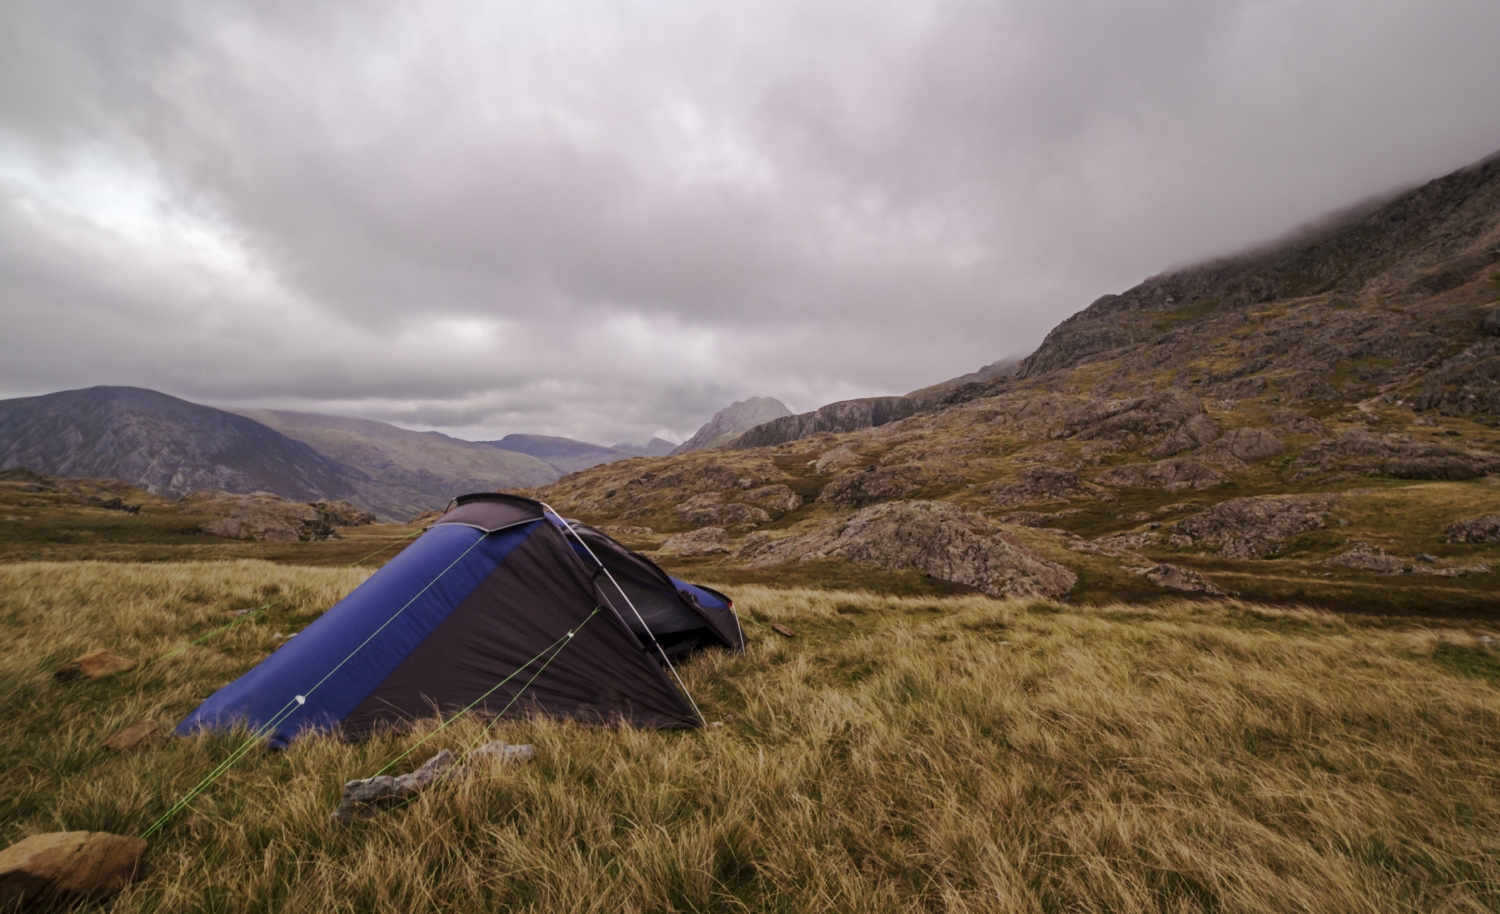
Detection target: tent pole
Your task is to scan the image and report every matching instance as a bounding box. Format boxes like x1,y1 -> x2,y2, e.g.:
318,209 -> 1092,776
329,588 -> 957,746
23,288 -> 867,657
538,501 -> 707,727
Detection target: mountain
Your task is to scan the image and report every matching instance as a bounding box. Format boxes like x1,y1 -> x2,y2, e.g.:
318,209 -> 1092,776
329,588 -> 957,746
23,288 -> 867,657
483,434 -> 643,476
612,437 -> 677,457
671,397 -> 792,454
533,148 -> 1500,613
235,409 -> 560,512
0,386 -> 366,503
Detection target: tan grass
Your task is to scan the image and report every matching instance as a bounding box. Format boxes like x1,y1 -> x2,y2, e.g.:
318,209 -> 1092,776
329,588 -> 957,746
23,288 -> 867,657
2,563 -> 1500,911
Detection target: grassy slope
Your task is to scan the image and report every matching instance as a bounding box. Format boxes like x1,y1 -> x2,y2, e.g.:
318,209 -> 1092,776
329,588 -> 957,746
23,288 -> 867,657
3,562 -> 1500,912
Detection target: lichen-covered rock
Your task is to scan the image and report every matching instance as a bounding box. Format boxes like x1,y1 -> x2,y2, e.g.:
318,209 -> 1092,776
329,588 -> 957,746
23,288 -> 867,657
660,527 -> 731,556
55,649 -> 136,681
989,466 -> 1101,508
0,832 -> 147,906
1134,563 -> 1224,595
817,465 -> 928,509
1174,494 -> 1340,558
1325,542 -> 1406,574
1216,427 -> 1286,462
1445,514 -> 1500,543
331,749 -> 459,824
310,499 -> 376,527
1096,458 -> 1227,491
674,493 -> 770,528
746,501 -> 1076,599
741,484 -> 803,513
180,490 -> 339,542
469,741 -> 536,765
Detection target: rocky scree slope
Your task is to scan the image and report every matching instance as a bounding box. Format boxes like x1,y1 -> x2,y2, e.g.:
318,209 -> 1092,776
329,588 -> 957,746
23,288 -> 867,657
534,150 -> 1500,609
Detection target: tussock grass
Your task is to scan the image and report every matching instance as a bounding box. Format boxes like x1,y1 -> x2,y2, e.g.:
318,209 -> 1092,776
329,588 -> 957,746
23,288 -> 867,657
3,563 -> 1500,911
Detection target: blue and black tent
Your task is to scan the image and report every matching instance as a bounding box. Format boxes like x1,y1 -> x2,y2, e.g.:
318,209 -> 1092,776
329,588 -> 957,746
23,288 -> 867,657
177,493 -> 743,747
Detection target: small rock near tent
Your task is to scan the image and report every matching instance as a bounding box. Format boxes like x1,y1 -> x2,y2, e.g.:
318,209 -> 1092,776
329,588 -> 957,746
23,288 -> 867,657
176,494 -> 743,746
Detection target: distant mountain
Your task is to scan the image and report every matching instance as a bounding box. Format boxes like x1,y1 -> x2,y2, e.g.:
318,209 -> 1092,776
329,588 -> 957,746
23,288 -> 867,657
612,437 -> 677,457
235,409 -> 560,516
0,386 -> 366,504
671,397 -> 792,454
484,434 -> 643,475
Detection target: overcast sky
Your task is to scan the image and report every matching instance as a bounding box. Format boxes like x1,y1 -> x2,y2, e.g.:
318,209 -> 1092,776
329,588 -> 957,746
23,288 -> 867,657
2,1 -> 1499,444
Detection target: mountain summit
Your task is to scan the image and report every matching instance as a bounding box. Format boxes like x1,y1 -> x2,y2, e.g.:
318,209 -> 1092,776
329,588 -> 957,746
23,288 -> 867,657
672,397 -> 793,454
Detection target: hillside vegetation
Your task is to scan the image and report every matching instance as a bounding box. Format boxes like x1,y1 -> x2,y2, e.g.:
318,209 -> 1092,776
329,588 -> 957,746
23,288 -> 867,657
3,562 -> 1499,911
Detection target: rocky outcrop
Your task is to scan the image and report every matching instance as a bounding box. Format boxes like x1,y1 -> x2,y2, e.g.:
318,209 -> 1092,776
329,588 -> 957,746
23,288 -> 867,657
1215,427 -> 1286,462
1135,563 -> 1224,595
818,465 -> 928,509
741,484 -> 803,513
1446,514 -> 1500,543
179,491 -> 375,541
728,397 -> 919,450
1325,542 -> 1406,574
0,832 -> 147,906
743,501 -> 1076,599
1292,427 -> 1500,481
989,466 -> 1102,508
660,527 -> 731,556
674,493 -> 770,528
1096,458 -> 1226,491
1173,494 -> 1340,558
672,397 -> 793,454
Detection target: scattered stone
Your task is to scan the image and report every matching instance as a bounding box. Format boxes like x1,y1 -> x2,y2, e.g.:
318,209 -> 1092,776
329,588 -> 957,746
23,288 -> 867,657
1174,494 -> 1339,558
103,720 -> 162,752
771,624 -> 796,638
1445,514 -> 1500,544
1134,563 -> 1224,595
331,749 -> 460,824
469,741 -> 536,765
55,650 -> 136,681
659,527 -> 731,556
746,500 -> 1077,599
1325,542 -> 1406,574
0,831 -> 147,907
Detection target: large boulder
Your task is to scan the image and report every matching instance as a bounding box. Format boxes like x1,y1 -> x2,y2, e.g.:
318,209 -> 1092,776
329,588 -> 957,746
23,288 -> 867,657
1217,427 -> 1286,462
674,493 -> 770,528
744,501 -> 1077,599
0,832 -> 147,907
1173,494 -> 1340,558
817,465 -> 928,509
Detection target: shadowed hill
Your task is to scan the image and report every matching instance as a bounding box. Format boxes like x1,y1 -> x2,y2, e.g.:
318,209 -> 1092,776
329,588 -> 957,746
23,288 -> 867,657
236,409 -> 560,511
483,434 -> 644,476
0,387 -> 366,504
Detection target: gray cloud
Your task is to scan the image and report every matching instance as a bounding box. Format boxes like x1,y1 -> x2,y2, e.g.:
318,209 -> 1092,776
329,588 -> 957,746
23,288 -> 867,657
2,0 -> 1499,443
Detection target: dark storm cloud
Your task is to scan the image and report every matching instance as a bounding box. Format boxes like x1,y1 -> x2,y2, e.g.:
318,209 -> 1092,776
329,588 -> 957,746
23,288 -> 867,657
2,0 -> 1499,443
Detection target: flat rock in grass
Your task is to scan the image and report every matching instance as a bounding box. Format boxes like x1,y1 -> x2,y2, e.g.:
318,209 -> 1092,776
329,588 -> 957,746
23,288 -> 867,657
1326,542 -> 1406,574
469,741 -> 536,765
771,624 -> 796,638
104,720 -> 162,752
1134,563 -> 1224,595
0,831 -> 147,907
331,749 -> 460,824
54,649 -> 135,681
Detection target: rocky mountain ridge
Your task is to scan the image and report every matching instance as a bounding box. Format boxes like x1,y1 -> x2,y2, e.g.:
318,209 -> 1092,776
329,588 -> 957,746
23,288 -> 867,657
671,397 -> 792,454
532,148 -> 1500,611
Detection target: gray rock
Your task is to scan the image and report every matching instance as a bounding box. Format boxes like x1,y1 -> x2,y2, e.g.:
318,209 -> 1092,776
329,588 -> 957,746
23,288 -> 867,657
1325,542 -> 1406,574
331,749 -> 459,824
1174,494 -> 1339,558
672,397 -> 793,453
818,465 -> 928,508
1445,514 -> 1500,543
469,741 -> 536,764
1134,563 -> 1224,595
660,527 -> 731,556
674,493 -> 770,528
1096,458 -> 1227,492
728,396 -> 918,450
741,484 -> 803,513
1217,427 -> 1286,462
1481,306 -> 1500,337
745,500 -> 1077,599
